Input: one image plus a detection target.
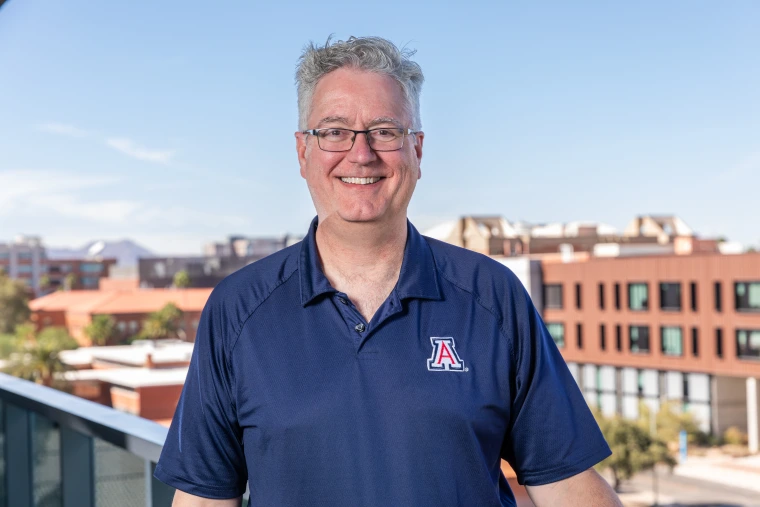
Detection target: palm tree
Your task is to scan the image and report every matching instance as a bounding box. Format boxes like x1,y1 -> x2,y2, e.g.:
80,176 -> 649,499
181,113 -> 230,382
1,324 -> 79,387
140,303 -> 185,340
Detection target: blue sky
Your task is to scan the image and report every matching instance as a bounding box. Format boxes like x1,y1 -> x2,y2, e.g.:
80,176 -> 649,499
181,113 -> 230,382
1,0 -> 758,254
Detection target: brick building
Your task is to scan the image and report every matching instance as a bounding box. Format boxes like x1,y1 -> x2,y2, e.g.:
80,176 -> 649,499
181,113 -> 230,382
29,287 -> 212,345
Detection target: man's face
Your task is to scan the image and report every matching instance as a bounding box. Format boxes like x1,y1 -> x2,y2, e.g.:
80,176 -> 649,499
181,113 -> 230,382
296,68 -> 424,227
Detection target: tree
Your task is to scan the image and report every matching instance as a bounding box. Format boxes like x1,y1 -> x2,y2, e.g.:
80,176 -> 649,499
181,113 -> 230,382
140,302 -> 185,340
84,314 -> 118,346
173,270 -> 191,288
638,400 -> 706,445
0,325 -> 79,387
594,411 -> 676,491
39,274 -> 51,293
64,273 -> 77,291
0,272 -> 31,333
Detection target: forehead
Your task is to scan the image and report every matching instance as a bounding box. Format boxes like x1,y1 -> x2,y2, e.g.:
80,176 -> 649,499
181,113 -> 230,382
309,68 -> 409,126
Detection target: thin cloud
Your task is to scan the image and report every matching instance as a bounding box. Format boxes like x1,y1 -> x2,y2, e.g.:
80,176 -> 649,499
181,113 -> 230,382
38,123 -> 91,138
106,137 -> 175,164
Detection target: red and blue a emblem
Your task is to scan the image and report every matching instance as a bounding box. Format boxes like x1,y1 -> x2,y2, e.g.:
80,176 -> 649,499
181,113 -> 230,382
427,337 -> 465,372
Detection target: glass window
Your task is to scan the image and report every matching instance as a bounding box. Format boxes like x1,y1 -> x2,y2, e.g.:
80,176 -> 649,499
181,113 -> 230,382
716,328 -> 723,358
0,251 -> 9,260
544,284 -> 563,309
691,327 -> 699,357
599,324 -> 606,351
628,283 -> 649,311
545,323 -> 565,348
117,322 -> 127,333
659,282 -> 682,311
18,252 -> 33,260
598,283 -> 605,310
614,283 -> 621,310
81,276 -> 100,287
661,326 -> 683,356
690,282 -> 697,311
576,323 -> 583,349
616,324 -> 622,351
80,263 -> 104,273
17,264 -> 33,273
737,329 -> 760,359
736,282 -> 760,312
715,281 -> 722,312
629,325 -> 650,353
575,283 -> 581,310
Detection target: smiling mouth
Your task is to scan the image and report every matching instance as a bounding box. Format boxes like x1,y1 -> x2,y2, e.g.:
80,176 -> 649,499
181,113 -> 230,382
340,177 -> 384,185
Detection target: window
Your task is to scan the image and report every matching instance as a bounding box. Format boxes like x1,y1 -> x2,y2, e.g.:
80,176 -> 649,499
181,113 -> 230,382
661,326 -> 683,356
616,324 -> 622,351
600,324 -> 606,351
628,283 -> 649,311
716,328 -> 723,358
614,283 -> 621,310
0,252 -> 9,260
17,265 -> 33,273
629,325 -> 650,353
659,282 -> 682,311
598,283 -> 605,310
714,282 -> 722,312
545,323 -> 565,348
129,321 -> 139,333
576,323 -> 583,349
117,322 -> 126,333
81,276 -> 99,287
691,327 -> 699,357
80,263 -> 103,273
690,282 -> 697,311
544,284 -> 563,310
575,283 -> 582,310
17,252 -> 32,260
737,329 -> 760,359
735,282 -> 760,312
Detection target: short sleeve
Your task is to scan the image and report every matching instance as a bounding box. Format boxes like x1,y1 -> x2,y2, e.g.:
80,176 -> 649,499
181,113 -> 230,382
154,294 -> 247,499
501,290 -> 611,486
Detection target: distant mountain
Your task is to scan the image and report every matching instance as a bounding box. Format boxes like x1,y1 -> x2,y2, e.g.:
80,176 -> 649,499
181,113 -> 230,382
46,239 -> 155,267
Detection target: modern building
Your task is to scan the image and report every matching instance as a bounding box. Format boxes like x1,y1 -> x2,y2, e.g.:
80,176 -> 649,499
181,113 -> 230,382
28,287 -> 212,345
0,235 -> 116,295
539,253 -> 760,447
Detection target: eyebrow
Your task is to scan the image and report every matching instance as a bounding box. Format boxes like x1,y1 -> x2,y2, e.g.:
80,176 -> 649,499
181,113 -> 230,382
314,116 -> 404,128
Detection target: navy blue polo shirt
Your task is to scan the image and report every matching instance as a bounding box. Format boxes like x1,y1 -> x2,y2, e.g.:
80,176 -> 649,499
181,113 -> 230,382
155,217 -> 611,506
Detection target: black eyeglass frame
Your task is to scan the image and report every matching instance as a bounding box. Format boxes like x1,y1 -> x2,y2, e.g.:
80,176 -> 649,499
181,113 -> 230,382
301,127 -> 420,152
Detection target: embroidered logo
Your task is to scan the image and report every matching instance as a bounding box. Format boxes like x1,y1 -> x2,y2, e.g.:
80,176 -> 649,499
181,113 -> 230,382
427,337 -> 466,372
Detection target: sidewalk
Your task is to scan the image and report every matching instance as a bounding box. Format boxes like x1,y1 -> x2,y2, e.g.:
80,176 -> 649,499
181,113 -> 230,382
673,453 -> 760,494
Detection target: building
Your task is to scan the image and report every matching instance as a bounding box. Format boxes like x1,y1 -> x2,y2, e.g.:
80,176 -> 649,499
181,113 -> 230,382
140,234 -> 301,288
28,287 -> 212,345
539,253 -> 760,446
0,235 -> 116,295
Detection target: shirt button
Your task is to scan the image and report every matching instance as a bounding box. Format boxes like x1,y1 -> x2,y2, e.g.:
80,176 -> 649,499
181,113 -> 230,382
354,323 -> 365,333
338,297 -> 348,305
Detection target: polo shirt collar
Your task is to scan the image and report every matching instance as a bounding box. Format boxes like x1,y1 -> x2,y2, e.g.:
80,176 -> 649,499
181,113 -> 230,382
299,216 -> 442,306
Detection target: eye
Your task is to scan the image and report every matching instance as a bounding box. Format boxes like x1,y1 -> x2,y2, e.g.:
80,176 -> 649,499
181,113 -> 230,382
371,128 -> 400,141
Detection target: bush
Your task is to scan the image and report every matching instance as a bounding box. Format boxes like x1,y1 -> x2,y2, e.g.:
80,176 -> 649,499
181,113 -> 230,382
723,426 -> 748,446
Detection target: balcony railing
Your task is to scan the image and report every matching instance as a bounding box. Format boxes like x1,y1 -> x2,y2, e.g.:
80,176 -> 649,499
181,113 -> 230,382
0,372 -> 176,507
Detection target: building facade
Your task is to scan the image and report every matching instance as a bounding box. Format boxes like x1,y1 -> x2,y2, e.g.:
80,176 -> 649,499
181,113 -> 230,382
538,253 -> 760,449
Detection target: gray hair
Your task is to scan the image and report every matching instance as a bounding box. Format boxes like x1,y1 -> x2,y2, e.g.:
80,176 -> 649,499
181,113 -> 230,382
296,36 -> 424,131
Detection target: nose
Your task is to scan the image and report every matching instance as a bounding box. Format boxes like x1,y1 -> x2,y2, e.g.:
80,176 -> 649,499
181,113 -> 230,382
346,131 -> 377,164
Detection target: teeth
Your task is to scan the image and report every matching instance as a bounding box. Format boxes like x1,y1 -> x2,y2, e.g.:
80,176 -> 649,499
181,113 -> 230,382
340,177 -> 382,185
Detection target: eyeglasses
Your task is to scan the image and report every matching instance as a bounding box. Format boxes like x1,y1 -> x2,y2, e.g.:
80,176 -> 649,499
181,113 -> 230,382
302,127 -> 418,152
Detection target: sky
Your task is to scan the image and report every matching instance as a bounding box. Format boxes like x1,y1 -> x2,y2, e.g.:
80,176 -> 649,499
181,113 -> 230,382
0,0 -> 758,254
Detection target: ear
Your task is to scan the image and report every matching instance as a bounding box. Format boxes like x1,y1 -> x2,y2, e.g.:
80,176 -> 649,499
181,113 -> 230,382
295,132 -> 308,179
413,131 -> 424,179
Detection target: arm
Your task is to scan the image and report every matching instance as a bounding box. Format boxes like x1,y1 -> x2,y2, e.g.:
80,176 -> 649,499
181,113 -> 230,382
526,468 -> 622,507
172,490 -> 241,507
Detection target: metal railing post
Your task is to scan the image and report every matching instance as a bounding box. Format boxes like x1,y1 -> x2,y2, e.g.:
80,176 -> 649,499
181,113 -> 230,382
61,427 -> 95,507
5,403 -> 33,507
145,460 -> 174,507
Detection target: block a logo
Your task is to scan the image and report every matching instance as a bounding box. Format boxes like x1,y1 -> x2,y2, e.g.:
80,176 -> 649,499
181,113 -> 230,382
427,337 -> 466,372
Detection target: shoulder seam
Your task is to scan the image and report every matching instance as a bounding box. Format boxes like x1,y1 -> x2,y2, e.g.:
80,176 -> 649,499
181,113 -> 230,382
434,265 -> 509,341
227,263 -> 300,356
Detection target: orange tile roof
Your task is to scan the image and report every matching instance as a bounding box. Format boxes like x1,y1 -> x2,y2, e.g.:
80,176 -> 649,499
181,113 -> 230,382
30,288 -> 212,315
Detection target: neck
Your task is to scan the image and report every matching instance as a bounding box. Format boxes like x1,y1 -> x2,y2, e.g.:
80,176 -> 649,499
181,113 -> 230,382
315,214 -> 408,290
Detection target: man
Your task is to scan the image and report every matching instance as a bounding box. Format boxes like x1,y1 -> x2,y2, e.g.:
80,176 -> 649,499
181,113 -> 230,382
155,36 -> 622,507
